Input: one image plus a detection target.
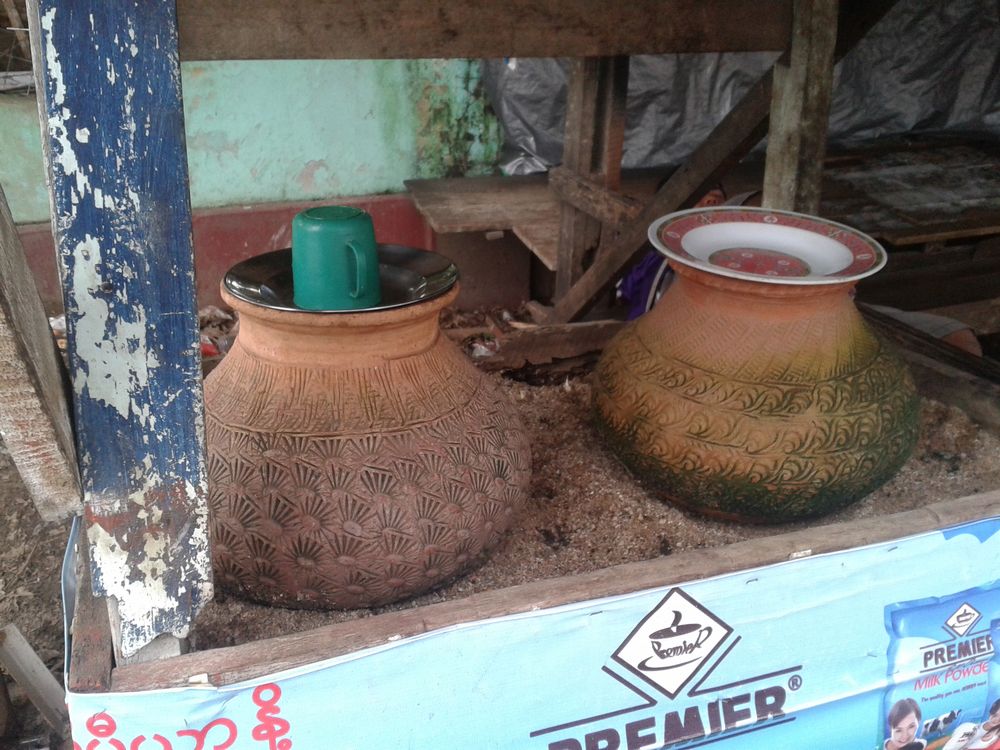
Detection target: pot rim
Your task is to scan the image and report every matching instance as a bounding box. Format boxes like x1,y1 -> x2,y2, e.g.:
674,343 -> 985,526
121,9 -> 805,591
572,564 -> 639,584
648,206 -> 887,286
223,244 -> 459,313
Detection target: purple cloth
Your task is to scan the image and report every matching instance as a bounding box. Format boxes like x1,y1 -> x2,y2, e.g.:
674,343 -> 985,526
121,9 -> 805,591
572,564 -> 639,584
618,250 -> 672,320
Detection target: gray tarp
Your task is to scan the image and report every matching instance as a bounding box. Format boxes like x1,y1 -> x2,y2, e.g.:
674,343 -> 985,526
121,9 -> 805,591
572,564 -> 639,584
482,0 -> 1000,175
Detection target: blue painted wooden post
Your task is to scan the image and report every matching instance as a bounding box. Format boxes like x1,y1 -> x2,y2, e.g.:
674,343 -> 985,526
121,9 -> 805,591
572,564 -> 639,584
28,0 -> 211,656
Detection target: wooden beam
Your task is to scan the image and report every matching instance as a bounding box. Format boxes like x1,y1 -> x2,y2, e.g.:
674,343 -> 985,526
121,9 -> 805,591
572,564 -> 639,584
28,0 -> 211,657
175,0 -> 792,61
879,215 -> 1000,246
857,249 -> 1000,311
555,59 -> 608,297
860,303 -> 1000,385
762,0 -> 839,212
901,351 -> 1000,436
113,488 -> 1000,691
468,319 -> 625,372
546,0 -> 900,323
0,625 -> 69,736
549,167 -> 643,227
555,56 -> 630,297
593,56 -> 630,194
405,174 -> 555,234
0,182 -> 80,522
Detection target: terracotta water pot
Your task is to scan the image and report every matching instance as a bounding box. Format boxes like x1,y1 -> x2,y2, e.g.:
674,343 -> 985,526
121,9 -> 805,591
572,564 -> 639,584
594,207 -> 920,524
204,247 -> 531,608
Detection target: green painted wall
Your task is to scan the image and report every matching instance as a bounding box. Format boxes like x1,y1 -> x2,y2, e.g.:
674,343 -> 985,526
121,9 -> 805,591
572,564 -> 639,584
0,59 -> 502,224
0,93 -> 50,223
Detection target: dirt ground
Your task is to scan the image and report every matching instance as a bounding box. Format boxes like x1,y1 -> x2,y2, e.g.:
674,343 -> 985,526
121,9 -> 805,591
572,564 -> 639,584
1,371 -> 998,738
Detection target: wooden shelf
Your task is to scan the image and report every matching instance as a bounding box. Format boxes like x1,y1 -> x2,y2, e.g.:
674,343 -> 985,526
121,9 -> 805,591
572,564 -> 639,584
406,175 -> 562,269
821,140 -> 1000,245
409,138 -> 1000,278
406,172 -> 663,271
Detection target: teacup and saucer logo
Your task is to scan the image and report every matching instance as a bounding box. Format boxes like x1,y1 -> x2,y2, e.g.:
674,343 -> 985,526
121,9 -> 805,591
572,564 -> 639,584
945,602 -> 981,637
613,588 -> 732,698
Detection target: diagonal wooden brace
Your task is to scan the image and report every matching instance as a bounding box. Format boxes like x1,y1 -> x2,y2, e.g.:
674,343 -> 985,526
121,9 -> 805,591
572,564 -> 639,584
546,72 -> 773,323
546,0 -> 899,323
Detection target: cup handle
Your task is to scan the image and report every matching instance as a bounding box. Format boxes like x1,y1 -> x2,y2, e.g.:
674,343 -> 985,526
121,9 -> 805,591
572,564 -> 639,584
346,240 -> 369,300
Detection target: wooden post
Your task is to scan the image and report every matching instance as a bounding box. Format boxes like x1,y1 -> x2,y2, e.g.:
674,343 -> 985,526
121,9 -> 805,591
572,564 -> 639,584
554,56 -> 629,299
545,72 -> 774,323
0,182 -> 80,522
762,0 -> 839,212
27,0 -> 211,658
546,0 -> 898,323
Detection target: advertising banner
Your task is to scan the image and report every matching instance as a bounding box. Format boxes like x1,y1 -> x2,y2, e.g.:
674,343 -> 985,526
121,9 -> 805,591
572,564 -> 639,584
66,516 -> 1000,749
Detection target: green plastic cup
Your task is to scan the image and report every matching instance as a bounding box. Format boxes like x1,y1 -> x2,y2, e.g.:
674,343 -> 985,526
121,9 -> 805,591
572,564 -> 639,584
291,206 -> 381,310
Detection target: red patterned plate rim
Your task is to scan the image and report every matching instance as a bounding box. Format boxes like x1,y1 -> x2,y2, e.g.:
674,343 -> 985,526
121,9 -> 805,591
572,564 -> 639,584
648,207 -> 886,285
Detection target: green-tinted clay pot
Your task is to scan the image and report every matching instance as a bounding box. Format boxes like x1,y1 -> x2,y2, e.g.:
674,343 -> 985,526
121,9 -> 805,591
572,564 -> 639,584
593,208 -> 920,523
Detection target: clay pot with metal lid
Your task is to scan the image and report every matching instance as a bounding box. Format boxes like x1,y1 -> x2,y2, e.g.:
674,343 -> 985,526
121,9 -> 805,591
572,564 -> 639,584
593,207 -> 920,524
204,245 -> 531,608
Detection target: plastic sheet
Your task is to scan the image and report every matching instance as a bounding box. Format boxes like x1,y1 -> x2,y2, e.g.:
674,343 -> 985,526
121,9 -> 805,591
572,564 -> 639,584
482,0 -> 1000,175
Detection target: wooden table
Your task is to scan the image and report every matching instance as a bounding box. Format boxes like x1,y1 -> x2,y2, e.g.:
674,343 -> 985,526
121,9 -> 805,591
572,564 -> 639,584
21,0 -> 957,698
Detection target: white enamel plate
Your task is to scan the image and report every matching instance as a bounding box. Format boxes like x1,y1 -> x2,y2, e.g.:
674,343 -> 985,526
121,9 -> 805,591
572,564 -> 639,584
649,207 -> 886,285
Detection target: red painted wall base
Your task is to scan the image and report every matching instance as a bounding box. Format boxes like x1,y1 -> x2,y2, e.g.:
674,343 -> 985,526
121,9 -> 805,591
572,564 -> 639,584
19,194 -> 436,315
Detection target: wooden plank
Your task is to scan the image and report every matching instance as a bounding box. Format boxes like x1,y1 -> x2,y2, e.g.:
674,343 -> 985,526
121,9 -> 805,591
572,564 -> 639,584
761,0 -> 838,213
548,167 -> 643,227
406,175 -> 556,234
858,252 -> 1000,310
511,221 -> 560,271
407,170 -> 661,271
0,625 -> 69,735
113,488 -> 1000,692
556,58 -> 606,297
879,218 -> 1000,246
595,56 -> 630,193
28,0 -> 211,657
546,0 -> 900,322
67,534 -> 113,693
822,141 -> 1000,245
175,0 -> 792,61
860,304 -> 1000,385
473,319 -> 625,371
0,183 -> 80,522
555,56 -> 630,298
406,175 -> 562,269
901,351 -> 1000,436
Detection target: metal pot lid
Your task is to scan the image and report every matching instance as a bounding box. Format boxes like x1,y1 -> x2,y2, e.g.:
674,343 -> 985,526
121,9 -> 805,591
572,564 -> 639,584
223,245 -> 459,312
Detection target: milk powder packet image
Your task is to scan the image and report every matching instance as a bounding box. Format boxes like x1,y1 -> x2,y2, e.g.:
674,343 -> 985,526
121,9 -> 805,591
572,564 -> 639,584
957,619 -> 1000,749
880,584 -> 1000,750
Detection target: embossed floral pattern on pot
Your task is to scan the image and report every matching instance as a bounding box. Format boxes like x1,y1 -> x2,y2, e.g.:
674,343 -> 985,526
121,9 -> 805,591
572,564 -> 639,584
204,275 -> 531,609
593,208 -> 919,523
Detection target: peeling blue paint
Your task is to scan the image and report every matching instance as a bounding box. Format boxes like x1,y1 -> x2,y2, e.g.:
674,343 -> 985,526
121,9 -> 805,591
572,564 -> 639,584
32,0 -> 210,656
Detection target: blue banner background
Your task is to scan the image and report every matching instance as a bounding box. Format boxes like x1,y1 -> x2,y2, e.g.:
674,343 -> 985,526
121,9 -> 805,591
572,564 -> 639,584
65,517 -> 1000,750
